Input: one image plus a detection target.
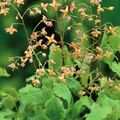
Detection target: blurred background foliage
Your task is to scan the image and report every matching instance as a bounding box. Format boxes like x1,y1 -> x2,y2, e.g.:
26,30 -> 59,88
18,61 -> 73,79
0,0 -> 120,89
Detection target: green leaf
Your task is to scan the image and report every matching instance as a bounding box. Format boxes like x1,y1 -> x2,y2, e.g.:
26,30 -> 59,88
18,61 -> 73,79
0,68 -> 10,77
27,109 -> 51,120
108,35 -> 120,52
41,86 -> 53,105
73,59 -> 82,68
0,87 -> 19,110
74,96 -> 92,110
2,96 -> 16,110
86,104 -> 112,120
63,46 -> 73,66
80,70 -> 89,87
0,109 -> 14,120
100,77 -> 108,88
101,32 -> 109,46
101,27 -> 120,52
109,61 -> 120,77
73,60 -> 90,87
45,97 -> 66,120
103,80 -> 120,100
97,93 -> 120,120
19,85 -> 42,112
48,44 -> 63,71
86,93 -> 120,120
26,75 -> 36,82
71,96 -> 93,118
0,87 -> 19,98
41,76 -> 57,88
106,88 -> 120,100
66,96 -> 92,120
101,32 -> 118,64
53,83 -> 72,106
66,77 -> 81,93
86,94 -> 111,120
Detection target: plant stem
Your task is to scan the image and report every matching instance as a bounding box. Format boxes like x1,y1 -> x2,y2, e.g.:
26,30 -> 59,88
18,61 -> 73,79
11,3 -> 30,44
11,3 -> 43,68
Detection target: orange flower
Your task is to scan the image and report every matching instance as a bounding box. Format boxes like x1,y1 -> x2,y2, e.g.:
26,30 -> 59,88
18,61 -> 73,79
50,0 -> 60,10
80,33 -> 88,41
45,34 -> 57,45
94,46 -> 104,61
41,27 -> 47,35
30,32 -> 39,41
48,68 -> 57,76
58,74 -> 66,83
72,48 -> 82,59
32,78 -> 40,86
29,10 -> 35,16
42,15 -> 47,22
91,30 -> 101,38
70,2 -> 76,13
8,63 -> 18,71
45,21 -> 53,27
0,8 -> 10,16
106,26 -> 117,35
97,4 -> 104,14
49,59 -> 56,65
60,6 -> 68,17
34,7 -> 41,14
61,67 -> 75,77
71,42 -> 79,49
16,0 -> 24,6
96,46 -> 103,53
104,51 -> 112,58
90,0 -> 101,5
41,3 -> 48,12
0,2 -> 8,7
5,26 -> 17,35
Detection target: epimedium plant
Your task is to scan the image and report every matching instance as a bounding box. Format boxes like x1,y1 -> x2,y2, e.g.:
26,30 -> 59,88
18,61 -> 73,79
0,0 -> 120,120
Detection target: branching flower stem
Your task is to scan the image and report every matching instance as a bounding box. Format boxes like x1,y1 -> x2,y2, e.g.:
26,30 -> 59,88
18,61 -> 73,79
11,3 -> 43,68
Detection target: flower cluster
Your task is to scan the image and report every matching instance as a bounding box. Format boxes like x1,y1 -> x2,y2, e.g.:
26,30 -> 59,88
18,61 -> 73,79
58,67 -> 76,82
94,46 -> 112,61
0,1 -> 10,15
71,42 -> 82,59
20,45 -> 34,67
2,0 -> 116,94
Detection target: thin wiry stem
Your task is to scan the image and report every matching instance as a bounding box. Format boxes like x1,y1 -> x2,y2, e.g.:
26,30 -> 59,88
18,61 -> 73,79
22,4 -> 40,18
11,3 -> 43,68
11,3 -> 30,44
